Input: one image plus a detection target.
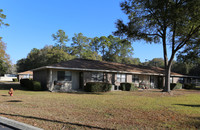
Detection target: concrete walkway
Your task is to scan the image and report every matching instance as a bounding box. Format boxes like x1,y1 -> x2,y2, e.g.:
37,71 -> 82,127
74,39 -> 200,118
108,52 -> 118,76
0,116 -> 43,130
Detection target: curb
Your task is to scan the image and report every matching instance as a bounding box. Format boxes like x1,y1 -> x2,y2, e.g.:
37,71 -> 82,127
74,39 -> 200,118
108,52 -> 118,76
0,116 -> 43,130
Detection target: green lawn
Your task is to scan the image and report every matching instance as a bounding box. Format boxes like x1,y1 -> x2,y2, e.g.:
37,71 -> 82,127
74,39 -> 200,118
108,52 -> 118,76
0,83 -> 200,129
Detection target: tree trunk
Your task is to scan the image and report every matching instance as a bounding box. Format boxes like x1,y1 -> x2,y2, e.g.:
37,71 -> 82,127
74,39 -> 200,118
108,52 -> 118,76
162,53 -> 175,92
162,28 -> 171,92
163,66 -> 171,92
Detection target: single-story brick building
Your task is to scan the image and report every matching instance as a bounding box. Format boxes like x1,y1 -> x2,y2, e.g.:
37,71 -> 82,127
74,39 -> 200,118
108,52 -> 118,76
32,58 -> 199,92
18,71 -> 33,80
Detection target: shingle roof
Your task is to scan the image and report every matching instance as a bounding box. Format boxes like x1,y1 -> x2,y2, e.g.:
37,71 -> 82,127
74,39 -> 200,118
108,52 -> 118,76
18,71 -> 33,75
48,58 -> 182,76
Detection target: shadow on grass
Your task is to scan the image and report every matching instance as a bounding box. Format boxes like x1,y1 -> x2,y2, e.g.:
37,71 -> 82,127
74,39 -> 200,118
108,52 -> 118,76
1,95 -> 8,97
0,112 -> 115,130
6,100 -> 23,102
174,104 -> 200,107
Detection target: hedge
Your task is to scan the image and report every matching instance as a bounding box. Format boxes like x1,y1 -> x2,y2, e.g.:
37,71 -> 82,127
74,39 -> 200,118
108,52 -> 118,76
119,83 -> 138,91
20,79 -> 30,88
20,79 -> 42,91
170,83 -> 182,90
12,78 -> 18,82
85,82 -> 112,92
183,83 -> 196,89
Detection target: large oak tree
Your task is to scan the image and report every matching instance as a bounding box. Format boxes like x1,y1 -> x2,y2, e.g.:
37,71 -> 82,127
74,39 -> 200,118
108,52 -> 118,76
115,0 -> 200,92
0,9 -> 10,75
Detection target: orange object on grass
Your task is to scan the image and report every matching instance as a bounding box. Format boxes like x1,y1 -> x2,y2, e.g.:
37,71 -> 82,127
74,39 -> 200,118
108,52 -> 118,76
8,88 -> 14,96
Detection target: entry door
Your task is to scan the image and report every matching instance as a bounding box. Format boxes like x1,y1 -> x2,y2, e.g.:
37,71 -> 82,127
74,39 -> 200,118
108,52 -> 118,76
158,76 -> 164,89
79,72 -> 84,89
111,73 -> 115,85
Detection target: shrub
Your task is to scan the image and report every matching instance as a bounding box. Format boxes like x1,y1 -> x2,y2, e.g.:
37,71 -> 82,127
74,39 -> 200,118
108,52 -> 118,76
170,83 -> 182,90
85,82 -> 112,92
12,78 -> 18,82
120,83 -> 138,91
31,81 -> 42,91
119,83 -> 126,91
183,83 -> 196,89
20,79 -> 41,91
20,79 -> 30,88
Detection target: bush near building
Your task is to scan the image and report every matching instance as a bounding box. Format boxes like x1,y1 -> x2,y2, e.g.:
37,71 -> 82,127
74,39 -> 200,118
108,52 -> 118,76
85,82 -> 112,92
12,78 -> 18,82
119,83 -> 138,91
170,83 -> 182,90
183,83 -> 196,89
20,79 -> 41,91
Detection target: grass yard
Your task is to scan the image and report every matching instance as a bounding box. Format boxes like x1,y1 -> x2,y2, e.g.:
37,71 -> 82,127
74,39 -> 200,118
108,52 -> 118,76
0,83 -> 200,129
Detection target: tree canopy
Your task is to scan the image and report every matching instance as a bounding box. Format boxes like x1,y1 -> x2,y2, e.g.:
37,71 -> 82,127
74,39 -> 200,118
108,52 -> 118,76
172,41 -> 200,76
0,9 -> 9,27
143,58 -> 165,68
52,29 -> 69,49
17,30 -> 138,72
71,33 -> 90,58
0,38 -> 11,75
115,0 -> 200,92
0,9 -> 10,75
16,46 -> 74,72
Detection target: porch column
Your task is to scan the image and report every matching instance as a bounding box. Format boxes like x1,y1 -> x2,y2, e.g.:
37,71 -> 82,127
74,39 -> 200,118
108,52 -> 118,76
163,77 -> 165,88
48,69 -> 54,91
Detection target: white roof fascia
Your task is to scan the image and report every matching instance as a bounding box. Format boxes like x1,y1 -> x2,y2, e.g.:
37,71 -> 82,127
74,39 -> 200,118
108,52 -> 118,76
171,75 -> 200,78
32,66 -> 199,78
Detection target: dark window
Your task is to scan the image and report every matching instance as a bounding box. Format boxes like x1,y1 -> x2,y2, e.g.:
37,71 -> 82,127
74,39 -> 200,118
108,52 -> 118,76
178,78 -> 184,83
57,71 -> 65,80
91,72 -> 103,82
57,71 -> 72,81
132,74 -> 139,83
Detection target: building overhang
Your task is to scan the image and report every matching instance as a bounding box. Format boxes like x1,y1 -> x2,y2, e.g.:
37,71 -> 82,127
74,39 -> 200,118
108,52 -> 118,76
32,66 -> 166,76
171,75 -> 200,79
33,66 -> 199,78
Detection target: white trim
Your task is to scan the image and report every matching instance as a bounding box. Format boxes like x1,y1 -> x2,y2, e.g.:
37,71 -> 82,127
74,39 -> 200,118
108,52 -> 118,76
32,66 -> 166,76
32,66 -> 198,78
171,75 -> 200,78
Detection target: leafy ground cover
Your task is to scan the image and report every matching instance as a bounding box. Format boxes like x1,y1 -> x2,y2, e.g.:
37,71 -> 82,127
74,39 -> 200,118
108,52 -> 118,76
0,82 -> 200,129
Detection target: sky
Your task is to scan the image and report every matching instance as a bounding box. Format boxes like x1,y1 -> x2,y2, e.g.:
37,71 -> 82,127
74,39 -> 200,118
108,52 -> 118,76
0,0 -> 172,64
